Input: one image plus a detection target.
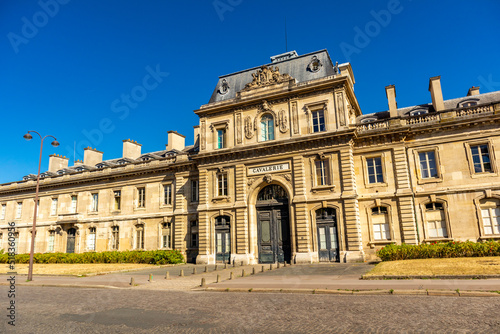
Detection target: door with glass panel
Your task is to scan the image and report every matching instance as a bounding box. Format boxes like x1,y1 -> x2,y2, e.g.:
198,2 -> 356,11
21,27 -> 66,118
316,208 -> 339,262
215,216 -> 231,263
66,228 -> 76,254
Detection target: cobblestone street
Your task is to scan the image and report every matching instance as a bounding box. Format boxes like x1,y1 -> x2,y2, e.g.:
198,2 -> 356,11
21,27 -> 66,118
2,285 -> 499,333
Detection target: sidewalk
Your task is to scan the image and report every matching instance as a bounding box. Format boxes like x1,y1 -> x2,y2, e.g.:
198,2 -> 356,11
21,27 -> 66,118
2,263 -> 499,296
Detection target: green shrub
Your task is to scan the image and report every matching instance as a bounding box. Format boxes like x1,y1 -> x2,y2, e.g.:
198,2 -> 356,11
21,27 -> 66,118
0,250 -> 185,265
377,240 -> 500,261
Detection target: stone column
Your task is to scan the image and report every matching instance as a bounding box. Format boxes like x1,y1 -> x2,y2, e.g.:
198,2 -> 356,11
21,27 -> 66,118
292,156 -> 314,263
233,164 -> 251,264
392,146 -> 418,244
196,168 -> 212,264
339,145 -> 364,262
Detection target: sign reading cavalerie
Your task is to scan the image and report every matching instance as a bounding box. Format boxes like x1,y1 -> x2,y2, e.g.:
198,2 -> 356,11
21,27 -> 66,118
248,163 -> 290,175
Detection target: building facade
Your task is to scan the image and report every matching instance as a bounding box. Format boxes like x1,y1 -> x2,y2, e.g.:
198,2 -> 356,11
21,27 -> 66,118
1,49 -> 500,263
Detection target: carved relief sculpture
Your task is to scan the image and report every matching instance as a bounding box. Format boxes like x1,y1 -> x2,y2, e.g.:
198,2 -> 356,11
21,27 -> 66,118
307,56 -> 322,73
336,92 -> 346,126
278,109 -> 288,133
218,79 -> 230,95
244,65 -> 293,90
244,116 -> 254,139
236,113 -> 242,144
291,101 -> 299,134
201,120 -> 206,150
263,174 -> 273,184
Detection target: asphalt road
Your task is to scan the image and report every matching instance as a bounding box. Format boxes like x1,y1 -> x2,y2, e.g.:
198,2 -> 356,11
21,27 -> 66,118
2,285 -> 499,333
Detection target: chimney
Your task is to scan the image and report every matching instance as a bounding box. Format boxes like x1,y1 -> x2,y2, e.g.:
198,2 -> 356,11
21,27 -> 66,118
467,86 -> 480,96
74,159 -> 83,166
83,147 -> 103,166
166,131 -> 185,151
193,125 -> 200,147
385,85 -> 398,118
429,76 -> 445,112
48,154 -> 69,172
122,139 -> 142,159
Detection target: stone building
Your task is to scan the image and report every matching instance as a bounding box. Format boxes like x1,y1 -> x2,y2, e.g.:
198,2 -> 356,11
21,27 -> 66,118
1,49 -> 499,263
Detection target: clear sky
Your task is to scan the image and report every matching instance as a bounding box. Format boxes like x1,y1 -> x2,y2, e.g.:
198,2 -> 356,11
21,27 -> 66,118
1,0 -> 499,184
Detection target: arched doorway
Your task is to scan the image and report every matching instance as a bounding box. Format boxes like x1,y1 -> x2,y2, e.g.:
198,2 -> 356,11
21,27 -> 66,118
67,228 -> 76,254
215,216 -> 231,263
315,208 -> 339,262
256,184 -> 291,263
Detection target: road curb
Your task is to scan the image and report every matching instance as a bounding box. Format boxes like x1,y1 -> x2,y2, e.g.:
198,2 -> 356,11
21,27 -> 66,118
362,274 -> 500,280
0,282 -> 125,289
202,287 -> 500,297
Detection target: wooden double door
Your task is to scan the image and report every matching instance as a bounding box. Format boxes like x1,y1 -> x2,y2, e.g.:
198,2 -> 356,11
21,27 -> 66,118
257,206 -> 291,264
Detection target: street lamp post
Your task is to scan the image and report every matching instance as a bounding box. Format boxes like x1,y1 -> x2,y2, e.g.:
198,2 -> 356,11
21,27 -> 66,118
23,131 -> 59,282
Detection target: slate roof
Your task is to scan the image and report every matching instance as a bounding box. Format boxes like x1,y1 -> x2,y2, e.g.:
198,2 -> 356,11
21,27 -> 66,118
208,49 -> 339,104
357,90 -> 500,123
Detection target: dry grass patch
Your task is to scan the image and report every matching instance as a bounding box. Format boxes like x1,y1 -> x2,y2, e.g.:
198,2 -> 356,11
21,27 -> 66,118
0,263 -> 158,276
366,257 -> 500,276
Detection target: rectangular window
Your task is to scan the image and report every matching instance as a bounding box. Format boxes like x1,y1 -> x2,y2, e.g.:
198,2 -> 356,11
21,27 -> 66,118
16,202 -> 22,219
190,220 -> 198,248
315,159 -> 330,186
70,195 -> 77,213
164,185 -> 172,205
51,198 -> 58,215
217,129 -> 226,149
419,151 -> 438,178
367,157 -> 384,183
91,193 -> 98,212
217,173 -> 227,196
427,220 -> 448,238
162,223 -> 171,248
471,144 -> 492,173
114,191 -> 121,211
481,207 -> 500,235
136,225 -> 144,249
312,109 -> 325,133
191,233 -> 198,248
111,226 -> 119,250
191,180 -> 199,202
48,231 -> 55,252
13,233 -> 19,254
87,227 -> 96,251
35,200 -> 39,218
1,204 -> 5,220
137,187 -> 145,208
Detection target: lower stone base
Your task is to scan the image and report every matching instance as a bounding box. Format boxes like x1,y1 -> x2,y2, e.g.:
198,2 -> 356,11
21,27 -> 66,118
294,252 -> 317,264
232,253 -> 255,265
196,254 -> 214,265
342,250 -> 365,263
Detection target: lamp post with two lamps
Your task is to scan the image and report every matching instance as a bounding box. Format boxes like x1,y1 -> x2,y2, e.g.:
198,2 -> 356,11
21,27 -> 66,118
23,131 -> 59,282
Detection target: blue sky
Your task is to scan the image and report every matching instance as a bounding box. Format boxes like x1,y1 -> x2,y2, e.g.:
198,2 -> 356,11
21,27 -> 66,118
1,0 -> 499,184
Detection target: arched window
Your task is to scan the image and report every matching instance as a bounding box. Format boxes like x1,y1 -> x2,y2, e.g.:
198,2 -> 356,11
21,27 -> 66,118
371,206 -> 390,241
479,198 -> 500,235
260,114 -> 274,141
424,202 -> 448,238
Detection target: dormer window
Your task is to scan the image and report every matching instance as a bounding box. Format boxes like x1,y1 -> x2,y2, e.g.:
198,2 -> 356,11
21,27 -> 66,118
458,99 -> 479,108
117,160 -> 127,165
409,109 -> 428,116
360,117 -> 377,123
75,167 -> 84,172
96,164 -> 105,169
